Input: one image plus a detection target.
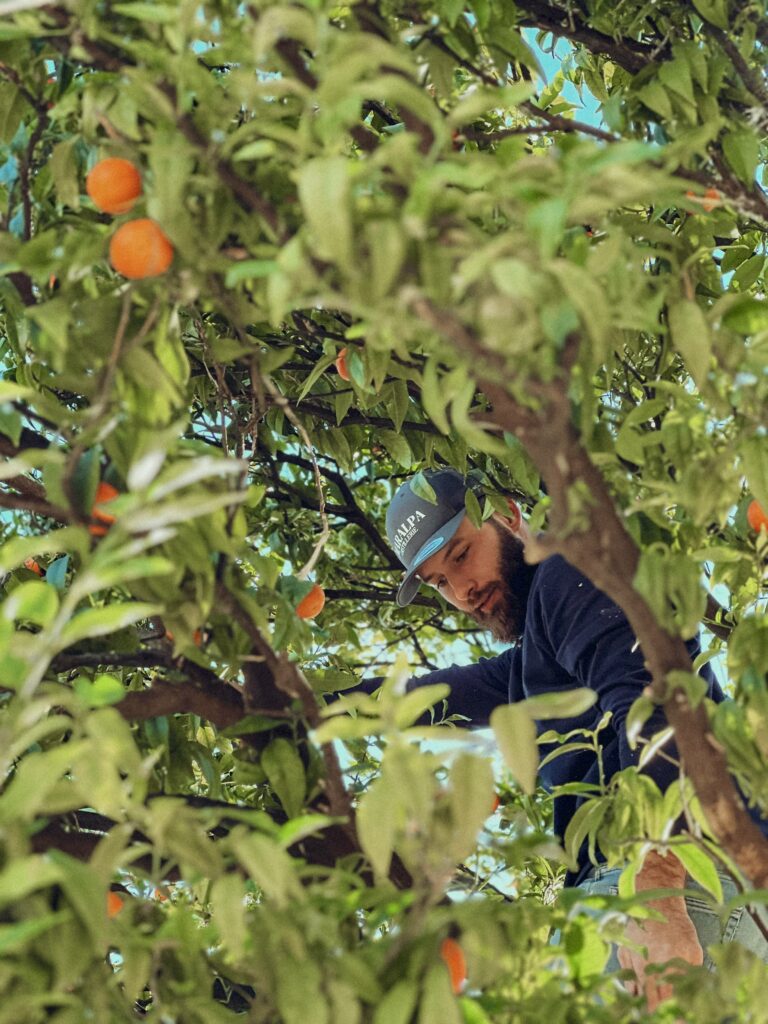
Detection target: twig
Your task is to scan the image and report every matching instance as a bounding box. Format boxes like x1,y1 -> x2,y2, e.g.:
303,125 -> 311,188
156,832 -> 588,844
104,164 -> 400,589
262,376 -> 331,581
707,25 -> 768,107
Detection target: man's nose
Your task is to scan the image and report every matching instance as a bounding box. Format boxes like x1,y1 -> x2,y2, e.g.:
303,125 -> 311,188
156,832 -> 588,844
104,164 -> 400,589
449,572 -> 476,606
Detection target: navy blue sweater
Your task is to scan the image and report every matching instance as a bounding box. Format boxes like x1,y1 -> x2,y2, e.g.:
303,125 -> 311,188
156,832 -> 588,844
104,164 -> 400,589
380,555 -> 766,883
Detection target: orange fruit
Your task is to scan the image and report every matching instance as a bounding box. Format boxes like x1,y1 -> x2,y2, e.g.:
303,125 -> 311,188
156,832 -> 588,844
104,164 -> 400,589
109,218 -> 174,279
439,937 -> 467,994
702,187 -> 721,212
296,583 -> 325,619
89,481 -> 120,537
23,558 -> 42,576
335,348 -> 351,382
489,793 -> 501,815
192,629 -> 203,646
107,891 -> 125,918
86,158 -> 142,215
747,499 -> 768,533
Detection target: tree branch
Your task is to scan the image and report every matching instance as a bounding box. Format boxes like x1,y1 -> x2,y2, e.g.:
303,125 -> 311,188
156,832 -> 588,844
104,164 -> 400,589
512,0 -> 658,74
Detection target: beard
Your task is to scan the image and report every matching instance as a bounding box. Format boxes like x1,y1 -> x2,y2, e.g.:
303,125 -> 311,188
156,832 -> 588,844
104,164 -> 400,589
469,521 -> 537,643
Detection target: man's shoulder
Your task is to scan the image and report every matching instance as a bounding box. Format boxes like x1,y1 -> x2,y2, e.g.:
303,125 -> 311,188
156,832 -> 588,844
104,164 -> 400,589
531,554 -> 590,594
528,555 -> 617,628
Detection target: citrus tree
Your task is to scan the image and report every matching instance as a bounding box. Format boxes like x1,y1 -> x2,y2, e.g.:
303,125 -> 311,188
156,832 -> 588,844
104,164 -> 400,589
0,0 -> 767,1020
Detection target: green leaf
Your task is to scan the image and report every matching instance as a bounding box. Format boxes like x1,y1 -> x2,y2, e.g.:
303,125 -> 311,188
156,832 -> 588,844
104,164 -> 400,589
409,471 -> 438,504
668,300 -> 711,388
3,580 -> 58,626
0,742 -> 87,824
49,139 -> 80,209
690,0 -> 729,28
224,259 -> 278,287
421,357 -> 451,435
373,981 -> 419,1024
419,964 -> 462,1024
458,998 -> 494,1024
722,129 -> 761,184
722,298 -> 768,334
58,602 -> 159,648
298,157 -> 353,272
210,873 -> 248,959
230,830 -> 303,908
447,753 -> 495,860
490,704 -> 538,794
365,219 -> 407,300
112,2 -> 179,21
73,673 -> 125,707
522,688 -> 597,721
356,774 -> 400,879
625,695 -> 655,748
636,81 -> 673,120
463,486 -> 483,528
379,429 -> 413,469
0,913 -> 65,956
675,844 -> 723,903
0,857 -> 62,907
393,684 -> 450,728
261,737 -> 306,818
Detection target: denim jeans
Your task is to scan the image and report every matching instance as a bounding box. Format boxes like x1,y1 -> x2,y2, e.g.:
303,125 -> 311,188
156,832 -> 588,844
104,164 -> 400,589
579,865 -> 768,971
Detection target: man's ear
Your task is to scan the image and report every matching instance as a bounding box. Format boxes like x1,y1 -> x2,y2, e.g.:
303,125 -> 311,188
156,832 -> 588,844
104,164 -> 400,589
502,498 -> 522,531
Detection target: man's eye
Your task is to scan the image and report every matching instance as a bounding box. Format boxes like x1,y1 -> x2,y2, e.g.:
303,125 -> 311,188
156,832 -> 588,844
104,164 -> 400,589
454,547 -> 468,563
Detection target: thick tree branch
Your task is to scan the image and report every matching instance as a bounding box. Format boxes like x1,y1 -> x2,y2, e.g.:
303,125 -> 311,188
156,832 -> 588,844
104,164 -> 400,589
0,488 -> 71,522
512,0 -> 657,74
116,678 -> 245,729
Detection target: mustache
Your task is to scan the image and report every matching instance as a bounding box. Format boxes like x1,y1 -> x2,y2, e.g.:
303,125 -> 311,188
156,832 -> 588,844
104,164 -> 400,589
472,583 -> 498,615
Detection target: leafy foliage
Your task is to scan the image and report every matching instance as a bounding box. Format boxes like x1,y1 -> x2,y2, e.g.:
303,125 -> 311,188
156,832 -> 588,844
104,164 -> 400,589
0,0 -> 767,1020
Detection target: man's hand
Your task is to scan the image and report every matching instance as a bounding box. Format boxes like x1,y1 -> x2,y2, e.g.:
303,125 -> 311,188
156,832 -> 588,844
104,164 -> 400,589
617,851 -> 704,1010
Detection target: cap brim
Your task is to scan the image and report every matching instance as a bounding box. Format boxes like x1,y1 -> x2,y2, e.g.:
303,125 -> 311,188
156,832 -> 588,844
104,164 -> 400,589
395,508 -> 466,606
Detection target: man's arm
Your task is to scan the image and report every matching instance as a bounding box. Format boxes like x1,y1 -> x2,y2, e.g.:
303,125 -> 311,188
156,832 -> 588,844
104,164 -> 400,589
618,850 -> 703,1010
330,647 -> 517,727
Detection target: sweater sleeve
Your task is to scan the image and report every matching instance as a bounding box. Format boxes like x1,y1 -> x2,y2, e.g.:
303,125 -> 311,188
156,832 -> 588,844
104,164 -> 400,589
344,648 -> 516,728
533,558 -> 686,791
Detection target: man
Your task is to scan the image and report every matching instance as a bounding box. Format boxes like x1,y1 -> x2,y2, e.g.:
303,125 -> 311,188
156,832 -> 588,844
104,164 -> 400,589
381,467 -> 768,1007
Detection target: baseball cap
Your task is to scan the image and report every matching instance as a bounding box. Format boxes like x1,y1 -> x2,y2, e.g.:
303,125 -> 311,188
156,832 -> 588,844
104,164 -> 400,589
386,468 -> 483,606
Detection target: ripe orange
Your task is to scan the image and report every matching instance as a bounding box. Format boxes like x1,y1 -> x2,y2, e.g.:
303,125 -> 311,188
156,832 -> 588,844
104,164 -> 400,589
109,218 -> 174,279
439,937 -> 467,995
89,481 -> 120,537
296,583 -> 325,619
107,891 -> 125,918
23,558 -> 42,576
192,629 -> 203,646
489,793 -> 501,815
335,348 -> 351,382
747,499 -> 768,533
86,158 -> 142,215
685,187 -> 721,213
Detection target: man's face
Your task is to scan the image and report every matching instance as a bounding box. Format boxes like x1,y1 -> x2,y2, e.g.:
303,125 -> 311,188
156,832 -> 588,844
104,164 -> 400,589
415,514 -> 536,642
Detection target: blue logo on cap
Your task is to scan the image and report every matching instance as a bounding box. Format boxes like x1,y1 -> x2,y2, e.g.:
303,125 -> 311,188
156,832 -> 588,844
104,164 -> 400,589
412,534 -> 446,568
